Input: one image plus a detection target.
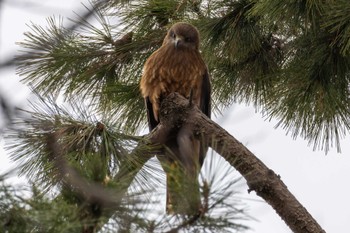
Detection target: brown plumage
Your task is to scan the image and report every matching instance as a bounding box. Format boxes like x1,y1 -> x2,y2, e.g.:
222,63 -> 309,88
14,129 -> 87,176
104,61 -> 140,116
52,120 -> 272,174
140,22 -> 211,214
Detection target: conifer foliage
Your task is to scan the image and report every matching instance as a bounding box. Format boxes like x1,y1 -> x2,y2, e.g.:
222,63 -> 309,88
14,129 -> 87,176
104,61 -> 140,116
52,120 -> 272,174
3,0 -> 350,232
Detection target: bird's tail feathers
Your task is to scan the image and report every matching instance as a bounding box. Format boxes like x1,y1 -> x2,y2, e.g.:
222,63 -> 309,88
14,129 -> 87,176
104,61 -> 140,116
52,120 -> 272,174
159,128 -> 206,215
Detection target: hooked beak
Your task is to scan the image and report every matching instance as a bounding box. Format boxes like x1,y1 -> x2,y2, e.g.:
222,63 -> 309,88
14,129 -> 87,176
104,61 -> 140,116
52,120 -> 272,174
174,37 -> 182,49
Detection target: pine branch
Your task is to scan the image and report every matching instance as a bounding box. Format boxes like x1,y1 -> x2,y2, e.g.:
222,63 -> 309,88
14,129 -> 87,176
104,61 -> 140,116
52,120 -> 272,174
44,129 -> 160,233
153,93 -> 325,233
45,131 -> 124,208
265,28 -> 350,153
198,0 -> 284,109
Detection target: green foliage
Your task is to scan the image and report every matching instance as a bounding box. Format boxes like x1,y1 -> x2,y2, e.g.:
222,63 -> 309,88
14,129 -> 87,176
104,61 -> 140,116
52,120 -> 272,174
6,93 -> 140,191
323,0 -> 350,55
249,0 -> 350,151
16,0 -> 350,152
0,177 -> 82,233
6,0 -> 350,232
4,91 -> 249,231
199,0 -> 280,108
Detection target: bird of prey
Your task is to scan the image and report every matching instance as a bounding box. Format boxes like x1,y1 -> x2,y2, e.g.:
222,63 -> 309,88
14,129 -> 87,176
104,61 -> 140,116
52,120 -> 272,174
140,22 -> 211,214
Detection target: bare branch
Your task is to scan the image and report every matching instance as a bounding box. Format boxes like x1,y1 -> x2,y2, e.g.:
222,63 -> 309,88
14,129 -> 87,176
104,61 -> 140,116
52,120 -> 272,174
156,93 -> 326,233
44,119 -> 166,209
45,131 -> 123,208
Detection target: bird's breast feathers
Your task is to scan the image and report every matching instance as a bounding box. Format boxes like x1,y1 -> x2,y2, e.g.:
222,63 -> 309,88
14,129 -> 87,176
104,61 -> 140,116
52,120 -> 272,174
140,47 -> 205,102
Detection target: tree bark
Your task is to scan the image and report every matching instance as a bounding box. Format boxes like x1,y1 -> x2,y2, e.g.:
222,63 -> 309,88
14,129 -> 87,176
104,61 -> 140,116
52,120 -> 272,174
46,92 -> 326,233
158,93 -> 326,233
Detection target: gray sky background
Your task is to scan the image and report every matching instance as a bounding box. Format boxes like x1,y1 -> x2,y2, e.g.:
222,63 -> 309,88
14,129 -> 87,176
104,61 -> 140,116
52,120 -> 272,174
1,1 -> 350,232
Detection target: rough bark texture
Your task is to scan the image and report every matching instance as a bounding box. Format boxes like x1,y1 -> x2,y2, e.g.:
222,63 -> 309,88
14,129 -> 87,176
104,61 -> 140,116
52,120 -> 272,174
46,92 -> 326,233
158,93 -> 326,233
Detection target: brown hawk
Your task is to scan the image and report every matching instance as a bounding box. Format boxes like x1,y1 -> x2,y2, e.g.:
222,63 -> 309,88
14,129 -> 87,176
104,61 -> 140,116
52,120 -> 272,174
140,22 -> 211,214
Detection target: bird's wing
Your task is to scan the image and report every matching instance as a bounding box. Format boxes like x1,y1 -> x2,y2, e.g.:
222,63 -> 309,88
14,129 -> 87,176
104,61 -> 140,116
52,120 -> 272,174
200,69 -> 211,118
145,97 -> 159,131
198,69 -> 211,165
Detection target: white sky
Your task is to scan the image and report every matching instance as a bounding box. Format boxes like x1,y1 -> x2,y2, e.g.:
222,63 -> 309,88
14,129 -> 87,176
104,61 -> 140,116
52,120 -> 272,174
1,1 -> 350,232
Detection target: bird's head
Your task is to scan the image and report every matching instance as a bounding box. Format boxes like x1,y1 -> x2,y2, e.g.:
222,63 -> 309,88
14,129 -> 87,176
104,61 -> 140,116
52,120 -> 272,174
163,22 -> 200,51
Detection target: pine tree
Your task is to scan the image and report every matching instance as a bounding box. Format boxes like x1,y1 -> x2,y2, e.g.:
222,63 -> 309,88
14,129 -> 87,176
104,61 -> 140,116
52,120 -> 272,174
3,0 -> 350,232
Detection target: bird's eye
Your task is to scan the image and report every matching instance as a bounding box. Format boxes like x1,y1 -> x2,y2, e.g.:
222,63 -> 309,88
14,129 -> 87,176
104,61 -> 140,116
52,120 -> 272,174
170,31 -> 176,38
185,37 -> 192,42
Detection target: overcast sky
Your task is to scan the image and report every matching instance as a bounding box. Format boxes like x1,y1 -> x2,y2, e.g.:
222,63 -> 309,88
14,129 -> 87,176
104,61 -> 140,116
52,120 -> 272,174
1,1 -> 350,233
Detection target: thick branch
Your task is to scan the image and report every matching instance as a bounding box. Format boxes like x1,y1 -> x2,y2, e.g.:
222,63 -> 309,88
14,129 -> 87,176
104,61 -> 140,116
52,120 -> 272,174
45,92 -> 325,232
158,93 -> 325,233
